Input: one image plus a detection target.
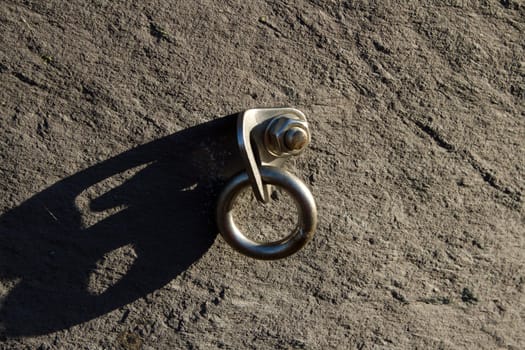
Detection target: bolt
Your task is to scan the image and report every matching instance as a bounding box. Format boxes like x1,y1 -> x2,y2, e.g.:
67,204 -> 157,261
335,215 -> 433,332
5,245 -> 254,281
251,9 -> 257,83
264,116 -> 310,156
284,127 -> 308,151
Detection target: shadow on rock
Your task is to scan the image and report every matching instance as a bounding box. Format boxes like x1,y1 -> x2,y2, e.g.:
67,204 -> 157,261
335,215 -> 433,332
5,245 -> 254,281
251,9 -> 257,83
0,114 -> 241,337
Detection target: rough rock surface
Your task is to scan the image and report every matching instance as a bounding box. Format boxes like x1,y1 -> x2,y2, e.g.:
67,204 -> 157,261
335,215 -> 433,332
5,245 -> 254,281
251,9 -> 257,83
0,0 -> 524,349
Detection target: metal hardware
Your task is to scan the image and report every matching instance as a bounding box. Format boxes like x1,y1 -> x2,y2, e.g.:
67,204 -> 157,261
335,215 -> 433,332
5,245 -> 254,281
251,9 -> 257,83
216,166 -> 317,260
216,108 -> 317,260
264,116 -> 310,157
236,108 -> 310,203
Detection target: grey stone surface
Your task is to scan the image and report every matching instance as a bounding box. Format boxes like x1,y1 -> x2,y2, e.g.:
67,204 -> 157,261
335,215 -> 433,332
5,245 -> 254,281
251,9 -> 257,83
0,1 -> 523,349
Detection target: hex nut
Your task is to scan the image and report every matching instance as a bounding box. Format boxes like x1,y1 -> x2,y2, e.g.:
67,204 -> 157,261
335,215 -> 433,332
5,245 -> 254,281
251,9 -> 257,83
264,116 -> 310,156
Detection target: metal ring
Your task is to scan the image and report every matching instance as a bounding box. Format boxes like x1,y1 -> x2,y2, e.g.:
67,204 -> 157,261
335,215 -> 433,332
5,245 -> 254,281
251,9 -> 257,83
216,166 -> 317,260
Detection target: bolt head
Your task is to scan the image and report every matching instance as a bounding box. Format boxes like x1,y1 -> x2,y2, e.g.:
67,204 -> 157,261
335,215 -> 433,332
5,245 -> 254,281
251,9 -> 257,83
264,116 -> 310,156
285,127 -> 309,151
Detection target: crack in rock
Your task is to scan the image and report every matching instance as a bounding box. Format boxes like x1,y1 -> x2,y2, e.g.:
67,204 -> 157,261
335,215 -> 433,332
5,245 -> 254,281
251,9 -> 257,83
412,120 -> 522,204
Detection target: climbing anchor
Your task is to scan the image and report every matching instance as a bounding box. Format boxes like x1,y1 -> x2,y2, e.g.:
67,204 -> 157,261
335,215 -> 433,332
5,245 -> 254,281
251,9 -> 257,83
216,108 -> 317,260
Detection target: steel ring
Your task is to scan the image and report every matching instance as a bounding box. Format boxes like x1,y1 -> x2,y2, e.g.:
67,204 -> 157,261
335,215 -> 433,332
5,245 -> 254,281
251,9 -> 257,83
216,166 -> 317,260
